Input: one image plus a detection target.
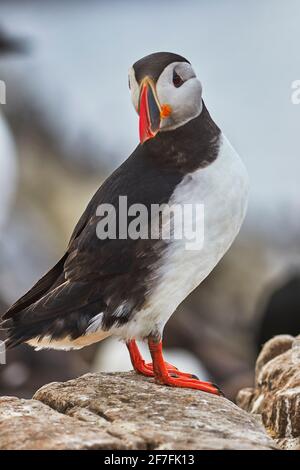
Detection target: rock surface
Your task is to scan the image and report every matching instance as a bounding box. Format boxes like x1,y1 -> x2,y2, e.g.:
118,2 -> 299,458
237,335 -> 300,450
0,371 -> 276,450
0,396 -> 123,450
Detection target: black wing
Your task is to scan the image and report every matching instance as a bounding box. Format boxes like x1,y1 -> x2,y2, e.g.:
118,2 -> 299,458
1,147 -> 182,347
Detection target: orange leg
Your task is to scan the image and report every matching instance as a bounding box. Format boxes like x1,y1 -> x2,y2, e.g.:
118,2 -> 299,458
126,339 -> 224,396
148,337 -> 224,396
126,339 -> 198,379
126,339 -> 153,376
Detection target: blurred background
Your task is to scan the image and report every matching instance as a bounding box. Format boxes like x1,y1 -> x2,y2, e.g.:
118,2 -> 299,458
0,0 -> 299,400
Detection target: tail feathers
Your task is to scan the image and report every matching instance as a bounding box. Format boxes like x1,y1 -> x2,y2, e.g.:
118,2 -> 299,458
2,254 -> 68,320
5,313 -> 98,349
3,307 -> 105,350
1,277 -> 106,350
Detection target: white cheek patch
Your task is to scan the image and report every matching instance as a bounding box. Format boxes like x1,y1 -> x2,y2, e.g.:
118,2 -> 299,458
128,67 -> 139,113
156,62 -> 203,131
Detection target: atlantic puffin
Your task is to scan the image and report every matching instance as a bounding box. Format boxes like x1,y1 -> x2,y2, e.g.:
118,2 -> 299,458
1,52 -> 249,396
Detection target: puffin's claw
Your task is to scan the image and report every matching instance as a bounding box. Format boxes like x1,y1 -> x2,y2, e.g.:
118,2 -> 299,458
212,383 -> 225,397
154,374 -> 222,395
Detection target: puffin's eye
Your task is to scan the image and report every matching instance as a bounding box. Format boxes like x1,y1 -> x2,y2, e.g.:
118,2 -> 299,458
173,70 -> 184,88
128,77 -> 131,89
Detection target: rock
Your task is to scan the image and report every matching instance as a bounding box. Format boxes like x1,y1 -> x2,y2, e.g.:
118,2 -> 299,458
35,372 -> 278,450
237,335 -> 300,450
0,372 -> 276,450
0,396 -> 123,450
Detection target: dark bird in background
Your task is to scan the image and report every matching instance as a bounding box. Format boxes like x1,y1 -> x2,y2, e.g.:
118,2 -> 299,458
0,29 -> 27,55
256,274 -> 300,351
1,52 -> 249,396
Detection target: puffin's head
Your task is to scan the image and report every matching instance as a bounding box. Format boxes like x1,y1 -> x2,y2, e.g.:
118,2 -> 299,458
129,52 -> 202,144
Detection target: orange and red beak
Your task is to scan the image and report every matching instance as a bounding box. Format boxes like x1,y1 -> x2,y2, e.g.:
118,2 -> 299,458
138,78 -> 161,144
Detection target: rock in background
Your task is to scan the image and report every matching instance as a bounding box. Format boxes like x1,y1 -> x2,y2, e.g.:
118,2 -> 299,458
237,335 -> 300,450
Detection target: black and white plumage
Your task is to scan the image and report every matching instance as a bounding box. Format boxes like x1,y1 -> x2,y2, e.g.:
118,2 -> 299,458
1,52 -> 248,384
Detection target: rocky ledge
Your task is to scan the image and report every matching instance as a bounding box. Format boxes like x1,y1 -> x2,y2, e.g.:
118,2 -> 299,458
0,371 -> 276,450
